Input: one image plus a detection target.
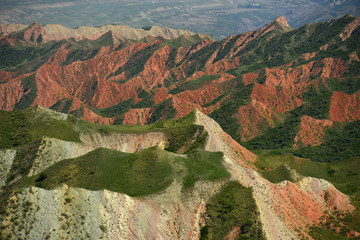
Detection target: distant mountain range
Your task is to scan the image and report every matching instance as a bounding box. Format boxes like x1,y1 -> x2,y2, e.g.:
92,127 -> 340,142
0,0 -> 359,39
0,22 -> 199,42
0,15 -> 360,239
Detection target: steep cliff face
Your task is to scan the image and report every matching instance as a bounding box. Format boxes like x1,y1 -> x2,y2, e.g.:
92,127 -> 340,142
0,76 -> 25,111
1,182 -> 221,240
0,149 -> 16,188
194,109 -> 257,167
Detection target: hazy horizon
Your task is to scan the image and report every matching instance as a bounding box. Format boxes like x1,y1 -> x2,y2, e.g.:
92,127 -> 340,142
1,0 -> 359,39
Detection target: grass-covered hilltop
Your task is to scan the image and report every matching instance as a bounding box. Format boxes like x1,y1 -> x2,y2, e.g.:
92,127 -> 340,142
0,107 -> 264,240
0,106 -> 359,239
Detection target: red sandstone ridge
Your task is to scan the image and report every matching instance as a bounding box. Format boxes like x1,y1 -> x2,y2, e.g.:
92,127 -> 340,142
264,58 -> 347,90
0,15 -> 358,149
81,107 -> 118,125
251,83 -> 303,113
2,22 -> 48,45
205,57 -> 240,75
0,73 -> 35,110
234,81 -> 303,141
127,45 -> 172,90
242,71 -> 260,86
329,91 -> 360,122
339,15 -> 360,41
294,116 -> 334,148
154,88 -> 171,105
232,58 -> 349,141
273,16 -> 292,30
33,40 -> 163,109
21,22 -> 45,44
172,82 -> 226,118
235,99 -> 283,141
123,108 -> 152,125
269,178 -> 355,238
0,71 -> 16,84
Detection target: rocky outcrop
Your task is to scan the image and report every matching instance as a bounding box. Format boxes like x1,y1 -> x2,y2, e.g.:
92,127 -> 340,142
26,105 -> 68,122
22,22 -> 46,44
273,16 -> 293,31
79,131 -> 168,156
1,176 -> 226,240
28,137 -> 89,176
339,16 -> 360,41
194,109 -> 256,167
0,149 -> 16,188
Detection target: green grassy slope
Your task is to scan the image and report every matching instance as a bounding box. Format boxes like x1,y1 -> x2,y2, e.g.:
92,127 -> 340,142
200,181 -> 264,240
254,151 -> 360,239
255,151 -> 360,196
0,107 -> 207,154
20,147 -> 174,197
19,147 -> 230,197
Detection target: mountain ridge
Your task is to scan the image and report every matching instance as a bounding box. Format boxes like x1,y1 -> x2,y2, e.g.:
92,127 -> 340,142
1,15 -> 359,151
0,106 -> 358,239
0,22 -> 201,43
1,0 -> 359,40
